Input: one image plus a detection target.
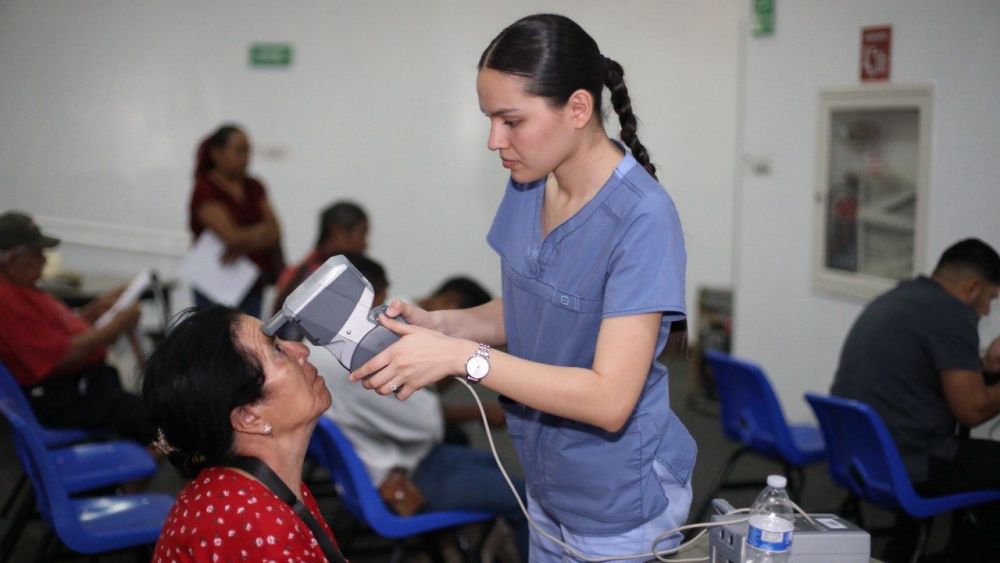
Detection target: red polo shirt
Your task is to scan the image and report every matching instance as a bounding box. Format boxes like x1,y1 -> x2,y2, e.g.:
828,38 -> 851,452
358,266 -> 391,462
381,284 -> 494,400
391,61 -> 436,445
0,281 -> 106,386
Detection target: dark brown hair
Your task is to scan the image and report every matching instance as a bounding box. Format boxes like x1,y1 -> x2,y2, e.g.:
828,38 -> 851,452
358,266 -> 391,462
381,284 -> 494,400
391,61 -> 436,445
193,124 -> 244,179
142,306 -> 266,476
479,14 -> 657,178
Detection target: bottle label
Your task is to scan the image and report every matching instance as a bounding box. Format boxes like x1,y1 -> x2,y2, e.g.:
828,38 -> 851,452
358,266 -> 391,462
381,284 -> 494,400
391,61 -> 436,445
746,516 -> 792,552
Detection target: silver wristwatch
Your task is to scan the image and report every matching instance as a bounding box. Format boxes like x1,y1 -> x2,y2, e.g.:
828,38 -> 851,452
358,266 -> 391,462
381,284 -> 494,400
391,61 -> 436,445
464,343 -> 491,384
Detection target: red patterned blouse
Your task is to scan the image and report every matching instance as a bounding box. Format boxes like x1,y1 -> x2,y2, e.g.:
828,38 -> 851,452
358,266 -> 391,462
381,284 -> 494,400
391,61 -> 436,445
153,467 -> 340,563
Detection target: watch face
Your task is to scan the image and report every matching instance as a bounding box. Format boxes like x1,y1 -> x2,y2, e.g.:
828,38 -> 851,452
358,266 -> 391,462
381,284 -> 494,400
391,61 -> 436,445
466,355 -> 490,380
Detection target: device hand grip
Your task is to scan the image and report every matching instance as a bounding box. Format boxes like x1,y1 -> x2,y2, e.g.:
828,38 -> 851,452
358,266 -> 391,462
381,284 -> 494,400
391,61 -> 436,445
349,304 -> 408,371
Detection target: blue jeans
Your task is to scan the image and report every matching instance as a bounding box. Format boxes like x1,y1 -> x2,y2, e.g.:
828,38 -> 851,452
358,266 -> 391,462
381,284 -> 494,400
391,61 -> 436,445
193,285 -> 263,319
411,443 -> 529,559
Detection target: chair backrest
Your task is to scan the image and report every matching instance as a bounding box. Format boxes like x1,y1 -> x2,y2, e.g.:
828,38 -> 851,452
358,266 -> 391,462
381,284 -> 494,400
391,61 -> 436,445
0,361 -> 107,448
804,393 -> 915,512
704,350 -> 800,461
309,416 -> 401,528
310,416 -> 495,539
0,398 -> 81,534
0,361 -> 44,431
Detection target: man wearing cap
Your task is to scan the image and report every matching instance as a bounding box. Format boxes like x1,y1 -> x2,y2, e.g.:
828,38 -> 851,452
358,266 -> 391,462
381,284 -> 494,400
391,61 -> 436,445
0,210 -> 153,444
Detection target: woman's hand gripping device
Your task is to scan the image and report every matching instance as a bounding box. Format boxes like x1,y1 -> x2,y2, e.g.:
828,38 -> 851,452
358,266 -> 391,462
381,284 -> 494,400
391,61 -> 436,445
262,255 -> 404,371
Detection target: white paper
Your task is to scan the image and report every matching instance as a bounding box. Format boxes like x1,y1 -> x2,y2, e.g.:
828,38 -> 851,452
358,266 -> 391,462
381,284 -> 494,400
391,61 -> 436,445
180,231 -> 260,307
94,268 -> 153,328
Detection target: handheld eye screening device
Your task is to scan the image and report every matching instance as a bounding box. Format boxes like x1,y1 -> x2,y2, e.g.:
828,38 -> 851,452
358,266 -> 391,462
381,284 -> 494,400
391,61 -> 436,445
263,260 -> 872,563
262,255 -> 404,371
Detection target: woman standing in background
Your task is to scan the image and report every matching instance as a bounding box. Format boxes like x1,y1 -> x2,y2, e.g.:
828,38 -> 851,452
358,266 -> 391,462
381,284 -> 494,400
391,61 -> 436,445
189,124 -> 284,317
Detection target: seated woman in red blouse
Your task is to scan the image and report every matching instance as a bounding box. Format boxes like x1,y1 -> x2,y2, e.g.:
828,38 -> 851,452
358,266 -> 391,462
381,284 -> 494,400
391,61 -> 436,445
142,305 -> 343,562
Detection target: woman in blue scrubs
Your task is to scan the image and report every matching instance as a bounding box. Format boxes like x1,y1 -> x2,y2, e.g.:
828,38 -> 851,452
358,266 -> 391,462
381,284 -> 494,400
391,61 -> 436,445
352,13 -> 695,561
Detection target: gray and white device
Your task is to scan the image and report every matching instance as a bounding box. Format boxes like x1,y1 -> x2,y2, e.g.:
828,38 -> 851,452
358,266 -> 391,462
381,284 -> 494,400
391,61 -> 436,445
262,255 -> 403,371
708,499 -> 870,563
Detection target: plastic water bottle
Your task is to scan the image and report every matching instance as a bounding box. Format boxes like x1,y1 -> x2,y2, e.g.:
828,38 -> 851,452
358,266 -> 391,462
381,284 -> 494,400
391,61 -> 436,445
743,474 -> 794,563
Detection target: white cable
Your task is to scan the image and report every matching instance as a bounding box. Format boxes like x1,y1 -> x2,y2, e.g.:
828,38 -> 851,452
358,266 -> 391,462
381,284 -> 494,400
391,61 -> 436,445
455,377 -> 810,562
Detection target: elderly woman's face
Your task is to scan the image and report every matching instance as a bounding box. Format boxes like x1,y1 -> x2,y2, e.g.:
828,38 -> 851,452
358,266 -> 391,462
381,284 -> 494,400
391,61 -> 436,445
236,315 -> 331,432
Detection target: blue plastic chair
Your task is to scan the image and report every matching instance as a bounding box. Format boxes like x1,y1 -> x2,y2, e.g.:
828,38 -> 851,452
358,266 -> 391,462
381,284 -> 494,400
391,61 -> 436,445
0,360 -> 151,559
805,393 -> 1000,562
0,361 -> 106,448
50,440 -> 158,495
308,417 -> 494,561
695,351 -> 826,520
0,398 -> 173,556
0,361 -> 149,493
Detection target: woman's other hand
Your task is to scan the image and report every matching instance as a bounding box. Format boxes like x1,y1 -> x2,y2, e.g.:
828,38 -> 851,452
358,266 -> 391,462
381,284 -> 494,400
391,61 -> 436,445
349,313 -> 470,400
384,298 -> 441,332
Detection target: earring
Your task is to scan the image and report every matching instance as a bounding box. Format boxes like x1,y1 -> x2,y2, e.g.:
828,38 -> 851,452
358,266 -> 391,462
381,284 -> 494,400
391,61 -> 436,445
262,423 -> 272,435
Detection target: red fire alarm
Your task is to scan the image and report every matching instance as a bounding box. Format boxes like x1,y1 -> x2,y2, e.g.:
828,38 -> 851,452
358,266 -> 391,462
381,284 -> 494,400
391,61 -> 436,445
860,25 -> 892,82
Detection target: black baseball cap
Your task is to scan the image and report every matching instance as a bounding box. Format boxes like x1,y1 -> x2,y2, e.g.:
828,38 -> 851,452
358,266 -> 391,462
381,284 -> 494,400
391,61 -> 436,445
0,211 -> 60,251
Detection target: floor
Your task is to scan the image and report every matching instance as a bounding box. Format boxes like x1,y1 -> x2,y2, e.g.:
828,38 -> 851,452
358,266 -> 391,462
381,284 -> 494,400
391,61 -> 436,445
0,354 -> 950,562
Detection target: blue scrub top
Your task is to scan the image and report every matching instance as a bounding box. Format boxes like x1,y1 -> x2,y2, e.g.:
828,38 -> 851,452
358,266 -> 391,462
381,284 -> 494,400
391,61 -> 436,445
486,149 -> 697,535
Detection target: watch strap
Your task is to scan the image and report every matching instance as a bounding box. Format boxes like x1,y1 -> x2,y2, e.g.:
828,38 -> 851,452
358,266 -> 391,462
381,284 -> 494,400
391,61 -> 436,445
465,343 -> 491,383
474,343 -> 490,359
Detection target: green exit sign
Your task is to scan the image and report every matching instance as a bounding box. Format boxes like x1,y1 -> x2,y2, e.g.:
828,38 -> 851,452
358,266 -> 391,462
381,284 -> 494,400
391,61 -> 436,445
250,43 -> 293,67
752,0 -> 775,37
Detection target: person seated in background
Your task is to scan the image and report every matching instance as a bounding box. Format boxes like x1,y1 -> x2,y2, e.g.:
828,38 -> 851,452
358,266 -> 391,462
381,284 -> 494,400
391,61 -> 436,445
273,200 -> 369,317
143,305 -> 343,562
418,275 -> 507,446
311,254 -> 528,560
831,238 -> 1000,561
189,124 -> 284,318
0,210 -> 153,445
418,276 -> 493,312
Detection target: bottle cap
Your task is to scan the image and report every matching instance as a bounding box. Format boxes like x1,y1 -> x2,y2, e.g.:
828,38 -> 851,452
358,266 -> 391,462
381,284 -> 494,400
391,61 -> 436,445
767,475 -> 787,489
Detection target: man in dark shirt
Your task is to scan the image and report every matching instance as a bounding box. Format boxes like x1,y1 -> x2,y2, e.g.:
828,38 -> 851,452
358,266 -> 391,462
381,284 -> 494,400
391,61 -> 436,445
832,238 -> 1000,560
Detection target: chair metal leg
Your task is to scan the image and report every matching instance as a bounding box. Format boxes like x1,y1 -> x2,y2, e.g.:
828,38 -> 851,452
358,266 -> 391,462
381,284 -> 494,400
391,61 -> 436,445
838,494 -> 865,529
908,519 -> 930,563
0,473 -> 26,518
389,542 -> 406,563
32,528 -> 55,563
0,487 -> 34,563
693,446 -> 750,522
785,464 -> 806,504
454,524 -> 483,563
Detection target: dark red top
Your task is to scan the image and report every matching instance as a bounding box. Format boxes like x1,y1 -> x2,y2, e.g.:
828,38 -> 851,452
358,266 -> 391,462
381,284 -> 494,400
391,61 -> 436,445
0,282 -> 105,386
189,175 -> 279,278
153,467 -> 340,563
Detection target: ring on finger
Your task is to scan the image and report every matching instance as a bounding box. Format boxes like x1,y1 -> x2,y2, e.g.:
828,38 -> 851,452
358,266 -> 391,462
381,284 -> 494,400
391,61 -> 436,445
389,383 -> 399,394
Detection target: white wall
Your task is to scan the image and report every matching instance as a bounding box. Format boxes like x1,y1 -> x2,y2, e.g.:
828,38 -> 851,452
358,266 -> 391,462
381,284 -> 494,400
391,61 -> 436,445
734,0 -> 1000,421
0,1 -> 738,323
